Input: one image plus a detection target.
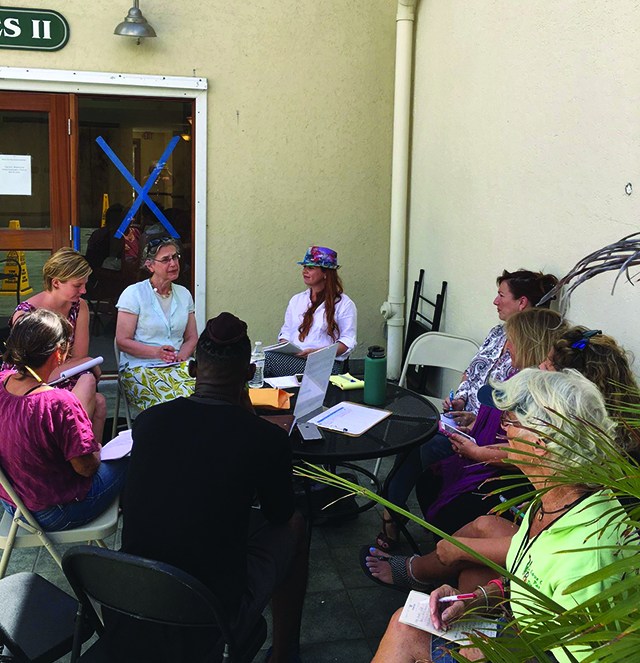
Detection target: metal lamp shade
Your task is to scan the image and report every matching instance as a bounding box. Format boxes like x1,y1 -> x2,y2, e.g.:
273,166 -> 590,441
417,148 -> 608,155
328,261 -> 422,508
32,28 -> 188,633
114,3 -> 157,39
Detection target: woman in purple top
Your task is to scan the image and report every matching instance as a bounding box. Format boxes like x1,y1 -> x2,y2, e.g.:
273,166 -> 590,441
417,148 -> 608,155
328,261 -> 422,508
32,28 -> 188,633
0,310 -> 128,531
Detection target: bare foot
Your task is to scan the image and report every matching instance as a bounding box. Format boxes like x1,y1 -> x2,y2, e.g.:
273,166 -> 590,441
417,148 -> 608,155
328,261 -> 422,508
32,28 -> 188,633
365,547 -> 394,585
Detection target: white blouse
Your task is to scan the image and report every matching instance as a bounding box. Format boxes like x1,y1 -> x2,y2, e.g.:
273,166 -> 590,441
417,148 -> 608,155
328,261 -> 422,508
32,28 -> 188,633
278,290 -> 357,361
116,280 -> 195,370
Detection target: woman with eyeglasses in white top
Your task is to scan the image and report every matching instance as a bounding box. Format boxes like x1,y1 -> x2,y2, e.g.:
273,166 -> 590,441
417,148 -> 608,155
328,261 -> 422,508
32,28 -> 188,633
115,237 -> 198,410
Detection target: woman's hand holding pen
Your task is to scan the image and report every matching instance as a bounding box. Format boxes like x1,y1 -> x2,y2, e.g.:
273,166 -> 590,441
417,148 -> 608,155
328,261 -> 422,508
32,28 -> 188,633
442,396 -> 465,412
429,584 -> 467,631
156,345 -> 177,363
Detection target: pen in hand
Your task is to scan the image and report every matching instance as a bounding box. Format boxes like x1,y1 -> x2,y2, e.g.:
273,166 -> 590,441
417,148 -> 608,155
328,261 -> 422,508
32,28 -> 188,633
449,390 -> 454,411
438,593 -> 476,602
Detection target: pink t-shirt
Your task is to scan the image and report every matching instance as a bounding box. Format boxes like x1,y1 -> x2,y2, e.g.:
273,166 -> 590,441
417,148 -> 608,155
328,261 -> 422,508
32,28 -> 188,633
0,371 -> 99,511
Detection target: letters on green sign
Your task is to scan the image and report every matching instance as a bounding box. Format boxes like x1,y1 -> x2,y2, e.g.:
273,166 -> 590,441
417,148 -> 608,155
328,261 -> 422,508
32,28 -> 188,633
0,6 -> 69,51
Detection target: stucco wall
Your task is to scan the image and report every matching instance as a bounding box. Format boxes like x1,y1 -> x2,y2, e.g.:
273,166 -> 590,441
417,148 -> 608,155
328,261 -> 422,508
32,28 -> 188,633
408,1 -> 640,370
1,0 -> 396,354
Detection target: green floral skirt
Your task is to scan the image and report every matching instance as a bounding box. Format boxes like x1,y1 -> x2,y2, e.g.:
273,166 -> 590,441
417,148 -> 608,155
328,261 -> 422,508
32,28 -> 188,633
120,362 -> 195,410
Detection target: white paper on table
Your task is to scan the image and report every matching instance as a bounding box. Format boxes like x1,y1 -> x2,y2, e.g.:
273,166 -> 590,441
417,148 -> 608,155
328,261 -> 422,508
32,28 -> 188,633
0,155 -> 32,196
399,590 -> 498,645
308,401 -> 390,436
265,376 -> 300,389
263,341 -> 302,355
100,430 -> 133,460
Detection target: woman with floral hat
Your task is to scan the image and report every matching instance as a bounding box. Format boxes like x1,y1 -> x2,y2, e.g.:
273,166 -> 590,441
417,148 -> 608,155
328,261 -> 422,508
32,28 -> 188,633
265,246 -> 357,377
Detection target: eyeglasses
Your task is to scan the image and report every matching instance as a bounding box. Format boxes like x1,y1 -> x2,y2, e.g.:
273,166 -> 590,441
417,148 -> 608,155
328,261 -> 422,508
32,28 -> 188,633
153,252 -> 181,265
501,411 -> 521,429
571,329 -> 602,350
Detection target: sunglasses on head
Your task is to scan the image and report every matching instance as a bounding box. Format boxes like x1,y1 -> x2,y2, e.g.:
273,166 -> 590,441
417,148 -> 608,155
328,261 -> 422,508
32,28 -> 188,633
147,237 -> 173,249
571,330 -> 602,350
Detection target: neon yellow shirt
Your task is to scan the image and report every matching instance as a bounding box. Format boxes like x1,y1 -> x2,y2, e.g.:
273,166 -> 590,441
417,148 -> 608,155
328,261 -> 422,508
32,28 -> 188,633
506,491 -> 631,663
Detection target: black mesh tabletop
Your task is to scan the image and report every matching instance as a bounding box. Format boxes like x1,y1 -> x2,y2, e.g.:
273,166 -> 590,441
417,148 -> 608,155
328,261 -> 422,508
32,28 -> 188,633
261,382 -> 439,463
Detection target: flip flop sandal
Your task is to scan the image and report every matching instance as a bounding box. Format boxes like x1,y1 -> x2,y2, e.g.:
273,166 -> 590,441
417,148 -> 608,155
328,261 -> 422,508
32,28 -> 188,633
375,514 -> 406,551
359,544 -> 434,595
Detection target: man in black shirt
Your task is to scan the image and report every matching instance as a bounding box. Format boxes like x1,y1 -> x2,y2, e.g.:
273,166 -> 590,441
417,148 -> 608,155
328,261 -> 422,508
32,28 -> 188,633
122,312 -> 308,662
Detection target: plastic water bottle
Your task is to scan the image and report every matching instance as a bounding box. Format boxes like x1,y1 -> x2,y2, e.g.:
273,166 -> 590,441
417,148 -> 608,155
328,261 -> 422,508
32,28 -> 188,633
249,341 -> 265,388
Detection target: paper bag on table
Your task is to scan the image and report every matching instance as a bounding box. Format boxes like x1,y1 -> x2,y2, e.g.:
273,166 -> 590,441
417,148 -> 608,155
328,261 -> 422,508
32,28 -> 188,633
249,388 -> 293,409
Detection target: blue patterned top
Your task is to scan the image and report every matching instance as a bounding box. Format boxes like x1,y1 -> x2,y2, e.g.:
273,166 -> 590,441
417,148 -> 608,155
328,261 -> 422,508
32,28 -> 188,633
454,324 -> 514,414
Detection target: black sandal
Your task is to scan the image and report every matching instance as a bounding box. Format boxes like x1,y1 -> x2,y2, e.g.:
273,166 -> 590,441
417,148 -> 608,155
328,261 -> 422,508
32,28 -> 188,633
359,545 -> 432,594
375,513 -> 407,551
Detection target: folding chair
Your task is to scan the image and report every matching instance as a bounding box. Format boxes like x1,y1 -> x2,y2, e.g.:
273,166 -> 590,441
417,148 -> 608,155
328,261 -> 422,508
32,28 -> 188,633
111,337 -> 133,438
0,572 -> 93,662
372,331 -> 479,478
399,331 -> 480,409
62,546 -> 267,663
403,270 -> 448,392
0,463 -> 119,579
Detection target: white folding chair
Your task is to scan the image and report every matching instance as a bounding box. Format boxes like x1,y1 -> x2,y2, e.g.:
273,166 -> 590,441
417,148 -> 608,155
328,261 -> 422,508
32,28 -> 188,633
373,331 -> 480,478
0,464 -> 119,579
399,331 -> 480,409
112,336 -> 133,438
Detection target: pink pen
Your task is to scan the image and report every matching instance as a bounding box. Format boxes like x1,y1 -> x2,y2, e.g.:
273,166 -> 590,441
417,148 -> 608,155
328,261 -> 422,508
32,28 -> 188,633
438,593 -> 476,602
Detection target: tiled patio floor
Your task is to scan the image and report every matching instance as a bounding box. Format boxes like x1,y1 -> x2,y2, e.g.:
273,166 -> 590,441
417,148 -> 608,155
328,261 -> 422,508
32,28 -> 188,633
2,382 -> 436,663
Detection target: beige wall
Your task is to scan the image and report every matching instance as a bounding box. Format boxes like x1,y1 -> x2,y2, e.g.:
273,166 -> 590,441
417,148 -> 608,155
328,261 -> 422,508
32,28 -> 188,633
408,0 -> 640,370
1,0 -> 396,355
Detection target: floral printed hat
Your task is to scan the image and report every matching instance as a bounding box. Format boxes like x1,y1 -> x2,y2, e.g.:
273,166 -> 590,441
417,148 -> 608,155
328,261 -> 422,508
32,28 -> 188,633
297,246 -> 340,270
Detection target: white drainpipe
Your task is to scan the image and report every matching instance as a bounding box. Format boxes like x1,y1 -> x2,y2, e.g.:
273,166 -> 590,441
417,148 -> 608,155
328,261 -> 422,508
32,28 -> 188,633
381,0 -> 418,379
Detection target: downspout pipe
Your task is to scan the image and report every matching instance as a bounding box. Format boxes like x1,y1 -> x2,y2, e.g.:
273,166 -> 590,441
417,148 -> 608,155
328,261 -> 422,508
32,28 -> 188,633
381,0 -> 418,379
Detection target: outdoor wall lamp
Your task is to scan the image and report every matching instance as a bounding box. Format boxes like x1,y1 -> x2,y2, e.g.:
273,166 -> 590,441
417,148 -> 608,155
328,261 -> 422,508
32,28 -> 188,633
114,0 -> 157,44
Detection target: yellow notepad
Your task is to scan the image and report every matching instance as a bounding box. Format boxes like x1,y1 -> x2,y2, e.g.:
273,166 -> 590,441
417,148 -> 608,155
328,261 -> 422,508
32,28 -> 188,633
329,373 -> 365,390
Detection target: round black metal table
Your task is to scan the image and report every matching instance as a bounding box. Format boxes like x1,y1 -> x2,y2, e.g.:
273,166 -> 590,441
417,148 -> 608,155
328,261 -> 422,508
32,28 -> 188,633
260,382 -> 439,536
288,382 -> 439,464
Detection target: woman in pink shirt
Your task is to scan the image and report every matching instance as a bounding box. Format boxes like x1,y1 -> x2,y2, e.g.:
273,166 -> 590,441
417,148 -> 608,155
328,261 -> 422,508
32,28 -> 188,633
0,310 -> 128,531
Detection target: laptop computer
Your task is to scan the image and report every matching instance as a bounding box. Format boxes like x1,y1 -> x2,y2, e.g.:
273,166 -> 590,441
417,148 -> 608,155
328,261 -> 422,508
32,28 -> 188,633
262,344 -> 338,438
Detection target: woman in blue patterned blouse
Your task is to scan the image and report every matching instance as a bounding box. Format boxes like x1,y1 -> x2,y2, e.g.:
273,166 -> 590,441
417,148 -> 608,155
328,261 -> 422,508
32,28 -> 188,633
375,269 -> 558,551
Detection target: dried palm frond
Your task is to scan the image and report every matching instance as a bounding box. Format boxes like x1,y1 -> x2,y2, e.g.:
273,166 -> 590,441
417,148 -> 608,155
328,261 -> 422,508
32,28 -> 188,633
539,231 -> 640,314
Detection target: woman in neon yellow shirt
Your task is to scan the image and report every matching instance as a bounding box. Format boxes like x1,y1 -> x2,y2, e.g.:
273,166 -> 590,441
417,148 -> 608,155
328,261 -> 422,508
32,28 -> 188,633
372,368 -> 632,663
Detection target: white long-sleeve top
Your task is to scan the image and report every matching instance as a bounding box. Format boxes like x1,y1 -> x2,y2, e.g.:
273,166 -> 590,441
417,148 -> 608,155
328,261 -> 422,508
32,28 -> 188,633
278,290 -> 357,361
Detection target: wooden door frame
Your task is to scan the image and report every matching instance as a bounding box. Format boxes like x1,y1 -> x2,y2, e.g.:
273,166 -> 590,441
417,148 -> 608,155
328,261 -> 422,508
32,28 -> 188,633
0,91 -> 71,252
0,67 -> 207,333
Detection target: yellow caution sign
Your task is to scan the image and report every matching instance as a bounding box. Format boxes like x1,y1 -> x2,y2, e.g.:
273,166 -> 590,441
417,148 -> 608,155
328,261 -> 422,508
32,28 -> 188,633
101,194 -> 110,227
0,220 -> 33,297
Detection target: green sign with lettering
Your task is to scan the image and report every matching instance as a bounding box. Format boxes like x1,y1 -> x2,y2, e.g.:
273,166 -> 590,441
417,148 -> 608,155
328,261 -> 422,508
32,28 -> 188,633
0,6 -> 69,51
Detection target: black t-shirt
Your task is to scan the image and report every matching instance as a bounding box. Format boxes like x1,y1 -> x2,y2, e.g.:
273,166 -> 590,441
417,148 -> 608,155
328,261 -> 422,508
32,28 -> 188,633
121,397 -> 295,613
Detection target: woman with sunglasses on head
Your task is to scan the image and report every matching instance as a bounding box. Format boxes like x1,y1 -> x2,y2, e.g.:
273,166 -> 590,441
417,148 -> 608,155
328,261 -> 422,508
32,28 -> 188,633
115,237 -> 198,410
2,248 -> 107,443
0,310 -> 128,531
265,246 -> 357,377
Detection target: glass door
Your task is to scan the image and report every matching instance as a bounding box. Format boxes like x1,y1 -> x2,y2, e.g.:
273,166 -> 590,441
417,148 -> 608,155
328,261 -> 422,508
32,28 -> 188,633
0,91 -> 71,251
0,91 -> 72,323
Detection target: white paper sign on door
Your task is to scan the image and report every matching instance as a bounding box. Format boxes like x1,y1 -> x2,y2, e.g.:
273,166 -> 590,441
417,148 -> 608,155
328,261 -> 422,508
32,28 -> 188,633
0,155 -> 32,196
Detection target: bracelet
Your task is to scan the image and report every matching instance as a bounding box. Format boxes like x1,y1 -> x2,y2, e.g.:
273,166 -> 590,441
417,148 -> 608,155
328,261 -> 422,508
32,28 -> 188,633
488,578 -> 505,598
475,584 -> 489,608
407,555 -> 421,584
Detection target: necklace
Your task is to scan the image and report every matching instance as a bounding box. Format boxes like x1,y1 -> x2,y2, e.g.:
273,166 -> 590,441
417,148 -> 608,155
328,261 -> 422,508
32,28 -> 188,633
537,492 -> 587,521
151,280 -> 172,298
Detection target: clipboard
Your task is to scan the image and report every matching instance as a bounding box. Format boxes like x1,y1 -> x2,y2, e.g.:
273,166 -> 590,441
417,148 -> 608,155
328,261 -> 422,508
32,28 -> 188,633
308,401 -> 391,437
